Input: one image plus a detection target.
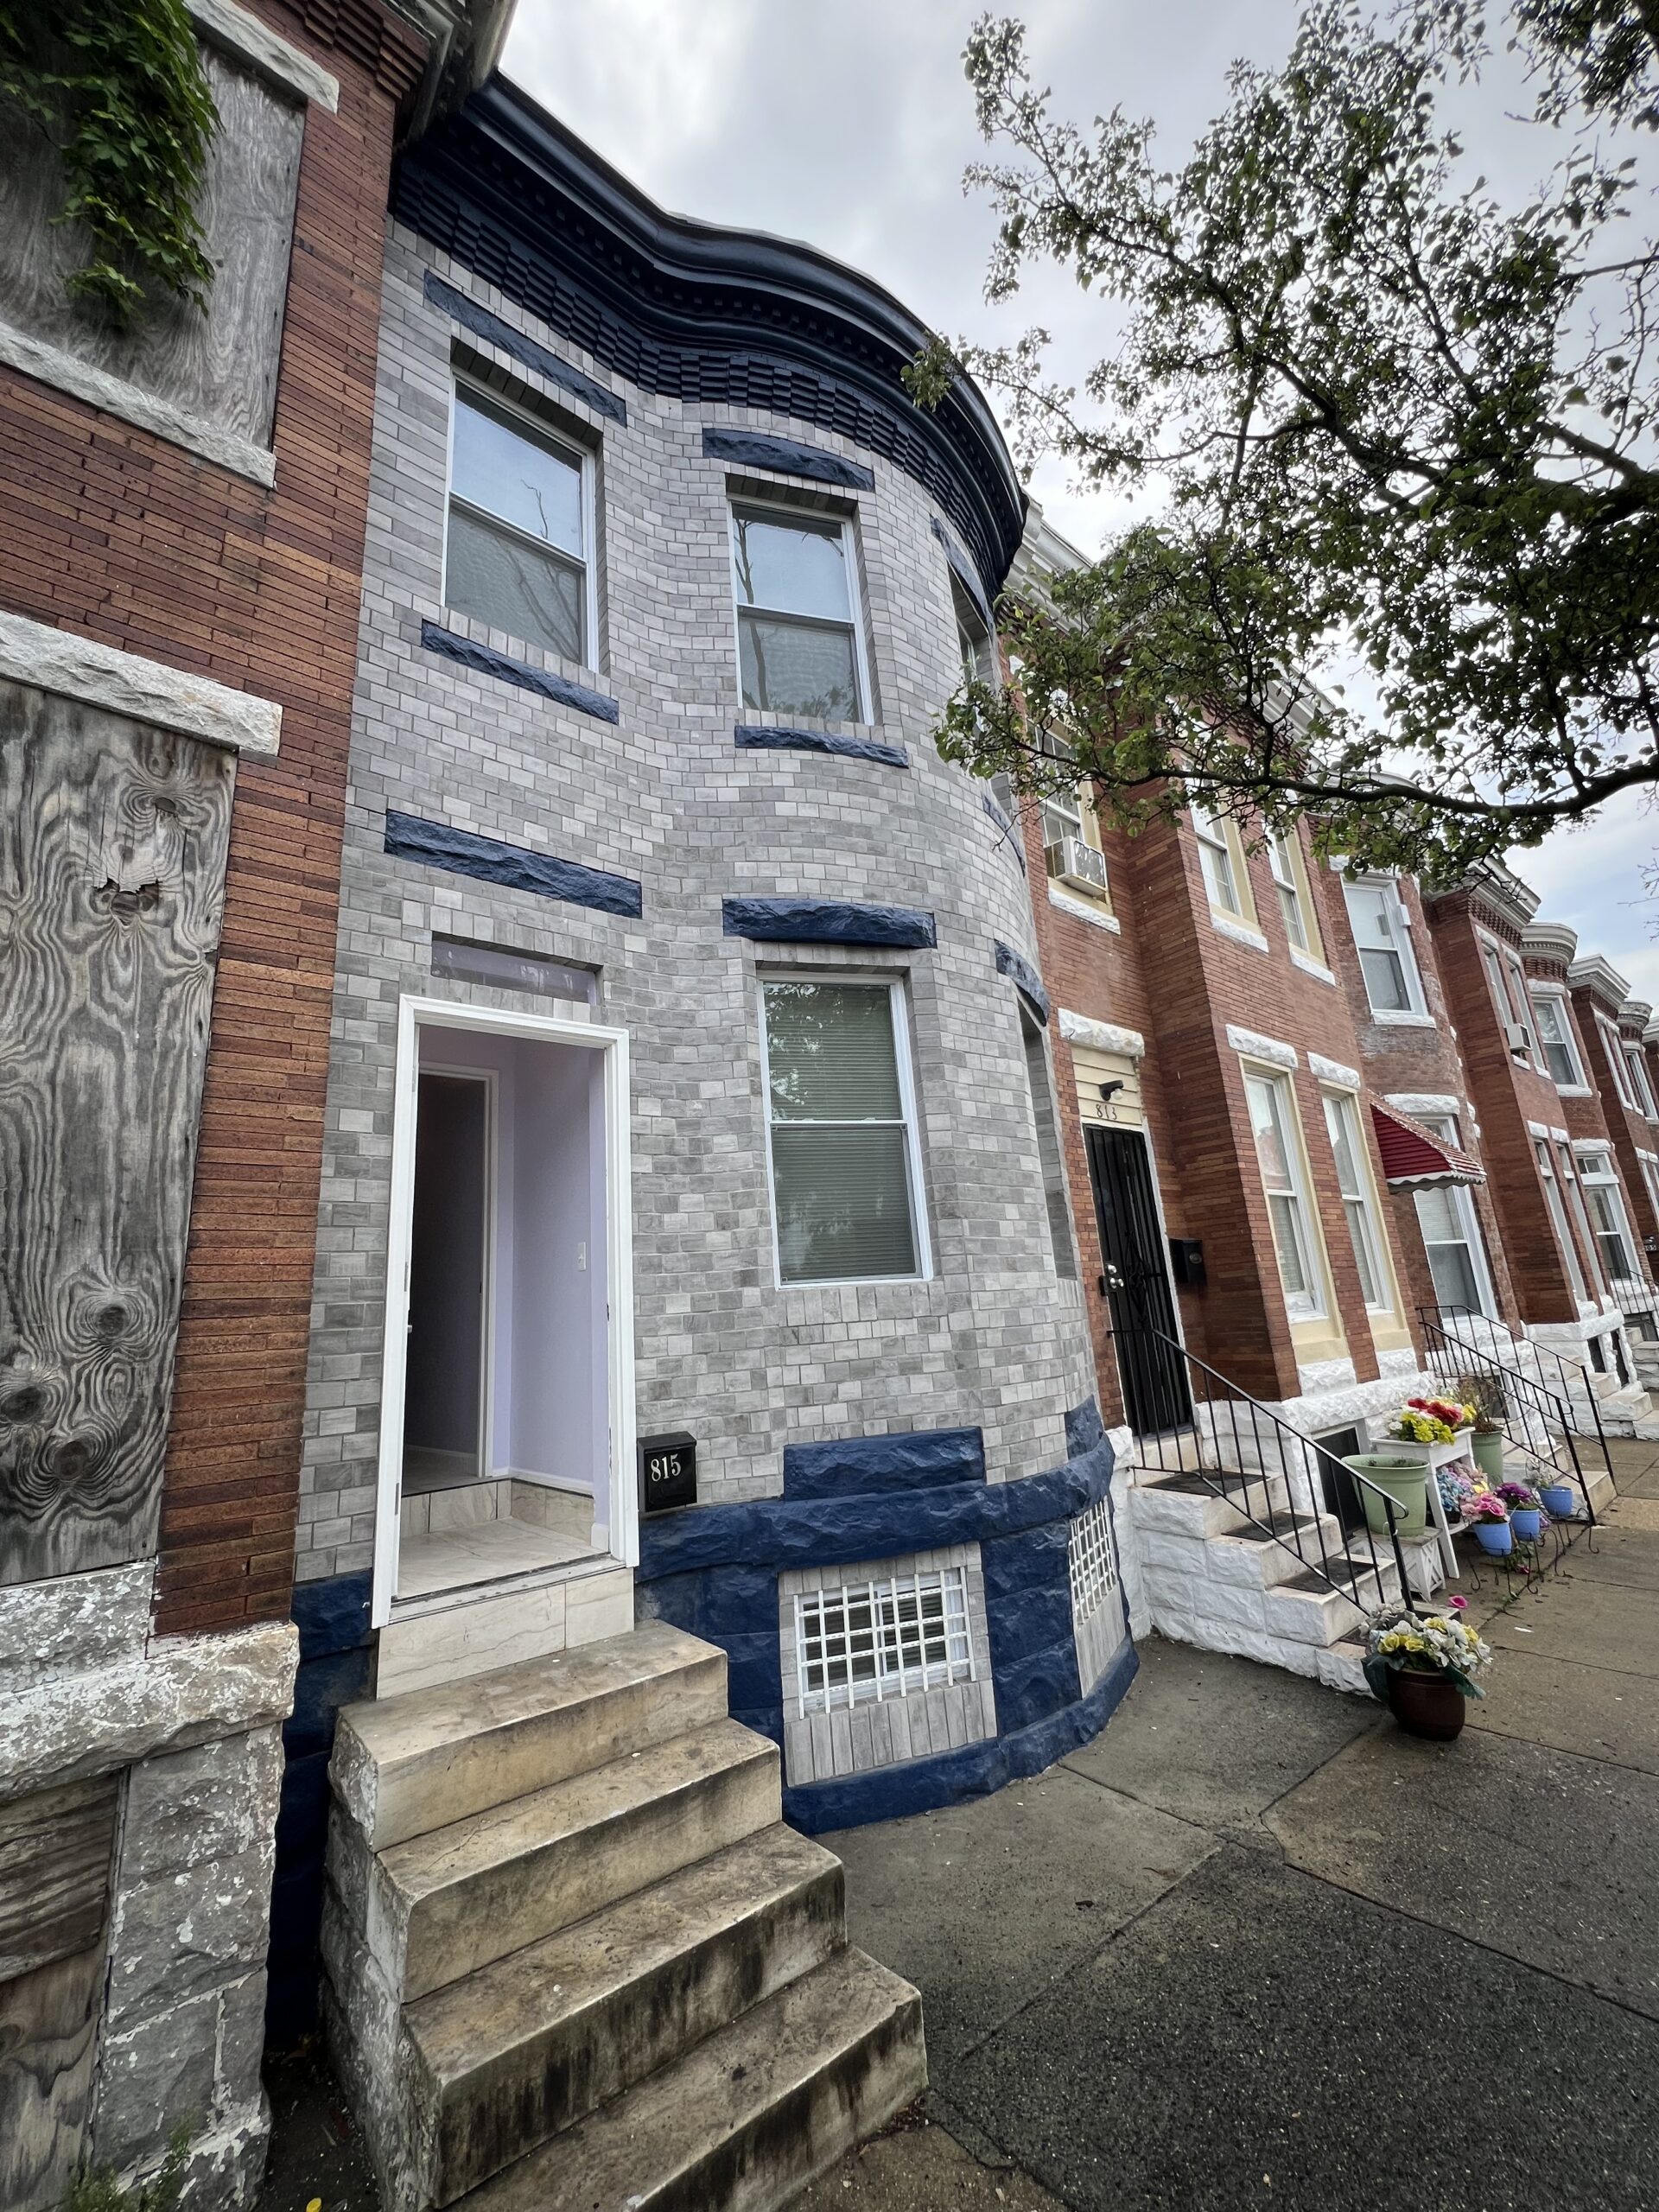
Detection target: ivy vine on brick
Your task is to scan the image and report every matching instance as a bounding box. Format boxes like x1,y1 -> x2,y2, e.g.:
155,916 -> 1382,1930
0,0 -> 217,328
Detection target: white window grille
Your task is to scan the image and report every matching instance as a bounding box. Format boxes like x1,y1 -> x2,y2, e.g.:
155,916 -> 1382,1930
1068,1495 -> 1119,1628
794,1567 -> 974,1713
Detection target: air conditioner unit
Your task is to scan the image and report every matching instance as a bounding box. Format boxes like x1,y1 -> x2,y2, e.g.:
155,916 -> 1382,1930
1046,836 -> 1108,895
1503,1019 -> 1534,1057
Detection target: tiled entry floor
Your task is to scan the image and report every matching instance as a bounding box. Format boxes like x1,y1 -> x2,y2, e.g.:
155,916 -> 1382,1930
396,1477 -> 600,1599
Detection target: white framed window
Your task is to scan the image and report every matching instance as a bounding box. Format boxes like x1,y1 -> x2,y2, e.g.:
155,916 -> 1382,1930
951,577 -> 995,688
1535,1139 -> 1589,1302
1641,1154 -> 1659,1222
1343,878 -> 1424,1016
1579,1148 -> 1639,1281
760,976 -> 928,1287
1322,1090 -> 1391,1313
795,1566 -> 975,1713
730,500 -> 868,722
1020,1007 -> 1077,1279
1413,1115 -> 1497,1317
1068,1495 -> 1119,1628
1039,731 -> 1109,900
1245,1068 -> 1325,1320
1479,938 -> 1534,1061
1268,830 -> 1315,955
1600,1017 -> 1637,1109
1192,802 -> 1246,918
1624,1042 -> 1658,1119
445,378 -> 594,664
1529,991 -> 1584,1088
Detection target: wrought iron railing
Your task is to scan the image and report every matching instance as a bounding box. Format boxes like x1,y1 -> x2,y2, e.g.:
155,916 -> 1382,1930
1416,1305 -> 1601,1524
1125,1325 -> 1414,1613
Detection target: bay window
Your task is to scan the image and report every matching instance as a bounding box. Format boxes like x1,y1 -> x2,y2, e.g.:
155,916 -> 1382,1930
760,977 -> 926,1285
732,502 -> 866,721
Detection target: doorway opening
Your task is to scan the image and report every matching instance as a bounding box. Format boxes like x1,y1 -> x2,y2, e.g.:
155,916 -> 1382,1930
1084,1123 -> 1192,1437
375,1000 -> 635,1624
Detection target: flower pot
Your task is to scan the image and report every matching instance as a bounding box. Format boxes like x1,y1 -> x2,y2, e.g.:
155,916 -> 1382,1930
1540,1483 -> 1576,1519
1387,1667 -> 1467,1741
1475,1520 -> 1513,1555
1347,1452 -> 1429,1538
1471,1430 -> 1503,1483
1511,1506 -> 1542,1541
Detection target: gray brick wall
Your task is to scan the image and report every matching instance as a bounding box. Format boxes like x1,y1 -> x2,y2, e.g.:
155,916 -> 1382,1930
295,226 -> 1096,1581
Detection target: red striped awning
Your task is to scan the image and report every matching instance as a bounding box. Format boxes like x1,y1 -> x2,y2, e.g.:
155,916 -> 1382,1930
1369,1100 -> 1484,1190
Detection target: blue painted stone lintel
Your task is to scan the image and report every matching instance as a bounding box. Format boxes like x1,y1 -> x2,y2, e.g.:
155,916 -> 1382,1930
704,426 -> 875,492
994,938 -> 1050,1023
424,271 -> 627,423
386,810 -> 643,918
721,897 -> 936,950
734,725 -> 908,770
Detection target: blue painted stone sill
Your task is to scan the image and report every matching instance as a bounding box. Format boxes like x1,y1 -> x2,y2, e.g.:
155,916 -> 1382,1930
734,724 -> 908,770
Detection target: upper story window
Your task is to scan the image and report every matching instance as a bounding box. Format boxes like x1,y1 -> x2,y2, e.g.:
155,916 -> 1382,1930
1413,1114 -> 1497,1317
760,977 -> 927,1286
1343,877 -> 1425,1016
1535,1139 -> 1589,1302
1322,1089 -> 1391,1313
1268,829 -> 1319,957
1479,938 -> 1534,1062
731,503 -> 866,722
1529,991 -> 1583,1088
1625,1041 -> 1658,1118
1245,1069 -> 1325,1320
1192,804 -> 1247,919
1599,1016 -> 1637,1109
952,579 -> 995,687
1039,733 -> 1109,901
446,383 -> 591,664
1557,1141 -> 1606,1297
1579,1147 -> 1639,1281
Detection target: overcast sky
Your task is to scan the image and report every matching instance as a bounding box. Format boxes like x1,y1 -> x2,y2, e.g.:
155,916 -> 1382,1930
500,0 -> 1659,1002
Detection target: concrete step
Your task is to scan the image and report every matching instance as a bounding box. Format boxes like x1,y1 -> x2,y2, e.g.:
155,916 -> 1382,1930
1262,1563 -> 1400,1648
340,1719 -> 780,2004
1132,1471 -> 1293,1541
334,1620 -> 727,1849
404,1825 -> 846,2208
456,1945 -> 925,2212
1315,1638 -> 1370,1695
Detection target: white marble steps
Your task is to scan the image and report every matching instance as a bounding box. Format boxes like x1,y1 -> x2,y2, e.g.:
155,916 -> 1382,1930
346,1718 -> 780,2004
334,1619 -> 726,1849
456,1945 -> 925,2212
403,1824 -> 845,2207
1133,1469 -> 1294,1541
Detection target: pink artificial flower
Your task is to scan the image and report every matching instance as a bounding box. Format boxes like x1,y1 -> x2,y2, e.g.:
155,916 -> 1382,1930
1446,1594 -> 1467,1611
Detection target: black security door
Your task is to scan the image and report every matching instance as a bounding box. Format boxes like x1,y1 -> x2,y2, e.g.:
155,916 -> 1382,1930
1085,1123 -> 1192,1435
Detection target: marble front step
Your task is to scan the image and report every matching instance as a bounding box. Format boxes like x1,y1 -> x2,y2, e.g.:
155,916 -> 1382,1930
338,1719 -> 780,2003
455,1946 -> 926,2212
404,1825 -> 846,2209
334,1619 -> 727,1849
1132,1469 -> 1294,1541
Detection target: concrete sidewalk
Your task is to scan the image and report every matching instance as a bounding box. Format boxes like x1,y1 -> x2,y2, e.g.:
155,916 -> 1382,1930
801,1446 -> 1659,2212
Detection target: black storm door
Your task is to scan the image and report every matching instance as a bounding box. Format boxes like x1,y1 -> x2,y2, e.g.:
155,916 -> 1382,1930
1085,1124 -> 1192,1435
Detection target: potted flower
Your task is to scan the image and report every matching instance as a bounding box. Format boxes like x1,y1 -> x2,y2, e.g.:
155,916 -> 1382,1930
1351,1400 -> 1473,1538
1363,1597 -> 1493,1739
1436,1462 -> 1482,1525
1468,1401 -> 1504,1484
1540,1478 -> 1578,1519
1498,1481 -> 1545,1542
1467,1487 -> 1513,1555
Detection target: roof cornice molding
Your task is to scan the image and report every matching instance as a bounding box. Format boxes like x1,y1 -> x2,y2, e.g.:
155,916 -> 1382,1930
1567,953 -> 1631,1012
392,77 -> 1026,601
1522,919 -> 1579,969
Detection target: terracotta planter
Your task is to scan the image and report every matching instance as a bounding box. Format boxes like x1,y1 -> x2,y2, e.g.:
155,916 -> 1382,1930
1387,1668 -> 1467,1741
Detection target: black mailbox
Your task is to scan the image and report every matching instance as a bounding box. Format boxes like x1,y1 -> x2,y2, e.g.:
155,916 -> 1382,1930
639,1430 -> 696,1513
1169,1236 -> 1206,1287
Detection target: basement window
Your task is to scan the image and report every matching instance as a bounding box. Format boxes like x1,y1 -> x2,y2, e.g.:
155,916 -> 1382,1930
795,1566 -> 975,1713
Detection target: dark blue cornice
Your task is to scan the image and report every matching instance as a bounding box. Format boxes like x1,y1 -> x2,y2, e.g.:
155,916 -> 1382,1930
393,77 -> 1026,603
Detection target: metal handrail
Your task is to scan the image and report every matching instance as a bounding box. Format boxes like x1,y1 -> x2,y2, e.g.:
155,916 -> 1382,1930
1415,1306 -> 1599,1526
1124,1324 -> 1415,1615
1420,1302 -> 1614,1487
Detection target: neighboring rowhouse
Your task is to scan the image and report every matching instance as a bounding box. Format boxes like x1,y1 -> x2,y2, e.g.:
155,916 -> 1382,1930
283,79 -> 1131,2187
1563,953 -> 1659,1344
0,4 -> 508,2207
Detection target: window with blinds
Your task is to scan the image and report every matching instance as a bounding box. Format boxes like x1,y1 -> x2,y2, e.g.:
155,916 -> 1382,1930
761,978 -> 925,1285
445,383 -> 589,663
731,503 -> 865,721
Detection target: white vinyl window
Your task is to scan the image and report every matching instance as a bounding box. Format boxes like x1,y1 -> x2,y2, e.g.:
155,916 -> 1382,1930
1579,1148 -> 1639,1282
951,577 -> 995,687
1245,1070 -> 1324,1320
1268,830 -> 1314,953
731,502 -> 867,721
445,381 -> 592,664
1322,1090 -> 1391,1313
1413,1116 -> 1497,1317
795,1566 -> 975,1713
1343,879 -> 1424,1015
1624,1043 -> 1658,1119
1480,939 -> 1534,1061
1535,1140 -> 1589,1302
1599,1018 -> 1636,1109
760,977 -> 926,1286
1192,803 -> 1245,917
1039,732 -> 1109,899
1643,1154 -> 1659,1220
1529,992 -> 1583,1088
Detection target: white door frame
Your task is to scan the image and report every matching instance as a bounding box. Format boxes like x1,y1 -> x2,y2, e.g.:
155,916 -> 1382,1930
415,1062 -> 498,1483
373,995 -> 636,1628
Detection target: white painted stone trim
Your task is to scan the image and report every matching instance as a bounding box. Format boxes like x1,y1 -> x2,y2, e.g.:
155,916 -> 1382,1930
1297,1355 -> 1357,1394
1058,1007 -> 1147,1059
0,1620 -> 296,1802
1550,1124 -> 1570,1142
1554,1084 -> 1594,1100
1288,945 -> 1338,985
1211,911 -> 1269,953
1369,1007 -> 1438,1028
0,321 -> 278,486
189,0 -> 340,109
0,1561 -> 156,1693
1308,1052 -> 1360,1091
1226,1022 -> 1299,1070
1048,882 -> 1123,934
1526,1118 -> 1552,1139
1386,1091 -> 1459,1117
0,609 -> 281,753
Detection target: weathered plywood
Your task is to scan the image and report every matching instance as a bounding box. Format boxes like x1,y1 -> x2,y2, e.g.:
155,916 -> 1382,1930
0,47 -> 302,447
0,1777 -> 118,1981
0,1942 -> 105,2212
0,682 -> 234,1584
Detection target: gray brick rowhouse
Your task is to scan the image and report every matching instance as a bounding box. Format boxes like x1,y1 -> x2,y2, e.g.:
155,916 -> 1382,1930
281,80 -> 1133,1994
